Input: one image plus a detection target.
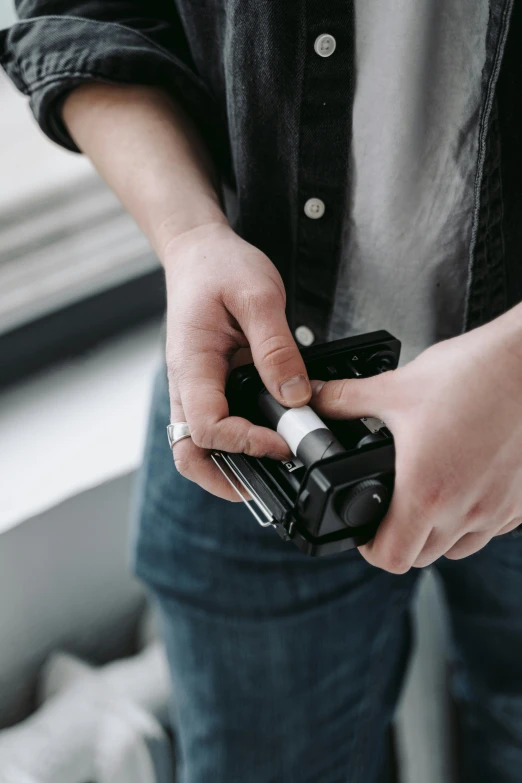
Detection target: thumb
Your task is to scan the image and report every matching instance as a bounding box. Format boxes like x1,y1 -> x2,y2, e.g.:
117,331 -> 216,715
241,301 -> 311,407
310,373 -> 395,420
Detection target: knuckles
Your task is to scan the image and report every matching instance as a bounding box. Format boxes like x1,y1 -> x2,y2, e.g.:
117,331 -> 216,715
191,420 -> 257,456
371,549 -> 412,575
190,422 -> 216,450
257,336 -> 297,369
463,499 -> 488,527
326,378 -> 352,406
235,285 -> 285,321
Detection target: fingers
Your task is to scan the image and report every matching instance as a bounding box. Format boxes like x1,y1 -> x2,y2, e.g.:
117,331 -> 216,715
169,393 -> 243,501
442,517 -> 521,560
418,517 -> 522,564
412,527 -> 461,568
175,350 -> 290,458
357,436 -> 445,573
402,517 -> 522,568
167,287 -> 296,497
311,373 -> 395,420
358,483 -> 434,574
411,509 -> 522,566
368,511 -> 521,571
171,437 -> 243,501
443,531 -> 493,560
495,517 -> 522,537
240,296 -> 311,407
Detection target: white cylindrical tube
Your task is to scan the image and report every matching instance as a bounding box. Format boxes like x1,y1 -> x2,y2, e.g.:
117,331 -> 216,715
258,390 -> 346,465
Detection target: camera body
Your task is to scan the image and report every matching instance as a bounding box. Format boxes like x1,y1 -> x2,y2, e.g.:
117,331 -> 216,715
212,330 -> 401,556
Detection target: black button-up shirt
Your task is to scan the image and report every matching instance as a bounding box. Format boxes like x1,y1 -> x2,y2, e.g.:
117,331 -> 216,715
1,0 -> 521,342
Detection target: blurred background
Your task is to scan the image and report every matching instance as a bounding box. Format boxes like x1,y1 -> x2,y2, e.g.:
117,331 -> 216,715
0,2 -> 453,781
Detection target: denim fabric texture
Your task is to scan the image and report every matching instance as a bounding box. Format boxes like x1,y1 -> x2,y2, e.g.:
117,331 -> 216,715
0,0 -> 520,339
132,369 -> 522,783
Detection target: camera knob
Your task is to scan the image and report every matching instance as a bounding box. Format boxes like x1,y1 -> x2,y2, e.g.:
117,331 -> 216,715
339,479 -> 390,528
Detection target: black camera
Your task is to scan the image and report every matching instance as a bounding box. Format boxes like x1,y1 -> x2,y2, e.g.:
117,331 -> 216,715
212,330 -> 401,556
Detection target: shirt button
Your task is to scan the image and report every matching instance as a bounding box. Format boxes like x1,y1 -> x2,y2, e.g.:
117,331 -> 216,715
295,325 -> 315,346
304,197 -> 325,219
314,34 -> 337,58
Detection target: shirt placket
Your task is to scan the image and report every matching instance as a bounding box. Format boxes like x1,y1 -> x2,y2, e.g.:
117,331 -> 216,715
292,2 -> 356,346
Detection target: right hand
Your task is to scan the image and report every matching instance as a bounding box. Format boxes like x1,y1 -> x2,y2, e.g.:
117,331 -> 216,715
163,221 -> 311,500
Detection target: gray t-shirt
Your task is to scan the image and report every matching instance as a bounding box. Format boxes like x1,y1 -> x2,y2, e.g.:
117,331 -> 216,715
329,0 -> 489,365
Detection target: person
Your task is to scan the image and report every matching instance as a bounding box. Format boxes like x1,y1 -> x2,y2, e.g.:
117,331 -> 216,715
2,1 -> 522,780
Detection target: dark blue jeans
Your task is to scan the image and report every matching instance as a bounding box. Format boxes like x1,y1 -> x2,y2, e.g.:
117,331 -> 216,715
132,370 -> 522,783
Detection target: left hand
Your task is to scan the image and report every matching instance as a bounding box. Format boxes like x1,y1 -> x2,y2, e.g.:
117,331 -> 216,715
310,309 -> 522,573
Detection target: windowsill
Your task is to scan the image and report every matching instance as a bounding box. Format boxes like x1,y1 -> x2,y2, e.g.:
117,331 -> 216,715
0,321 -> 162,534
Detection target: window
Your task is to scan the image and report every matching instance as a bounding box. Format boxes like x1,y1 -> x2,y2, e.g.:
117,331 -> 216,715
0,62 -> 164,387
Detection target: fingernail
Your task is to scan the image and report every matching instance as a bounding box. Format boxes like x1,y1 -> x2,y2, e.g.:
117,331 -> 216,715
280,375 -> 311,405
310,380 -> 325,395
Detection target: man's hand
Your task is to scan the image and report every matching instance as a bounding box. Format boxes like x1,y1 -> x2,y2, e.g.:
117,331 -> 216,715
311,310 -> 522,573
61,84 -> 310,499
164,222 -> 311,500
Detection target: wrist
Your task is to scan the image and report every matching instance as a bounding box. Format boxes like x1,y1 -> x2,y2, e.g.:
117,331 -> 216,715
161,219 -> 235,270
156,202 -> 229,263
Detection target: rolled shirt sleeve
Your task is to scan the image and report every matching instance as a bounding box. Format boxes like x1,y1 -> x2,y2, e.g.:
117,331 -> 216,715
0,1 -> 219,152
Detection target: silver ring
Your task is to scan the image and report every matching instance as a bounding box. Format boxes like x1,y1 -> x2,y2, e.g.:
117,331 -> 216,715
167,422 -> 191,449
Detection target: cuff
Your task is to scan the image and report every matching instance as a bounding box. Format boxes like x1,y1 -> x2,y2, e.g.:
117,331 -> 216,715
0,15 -> 218,153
